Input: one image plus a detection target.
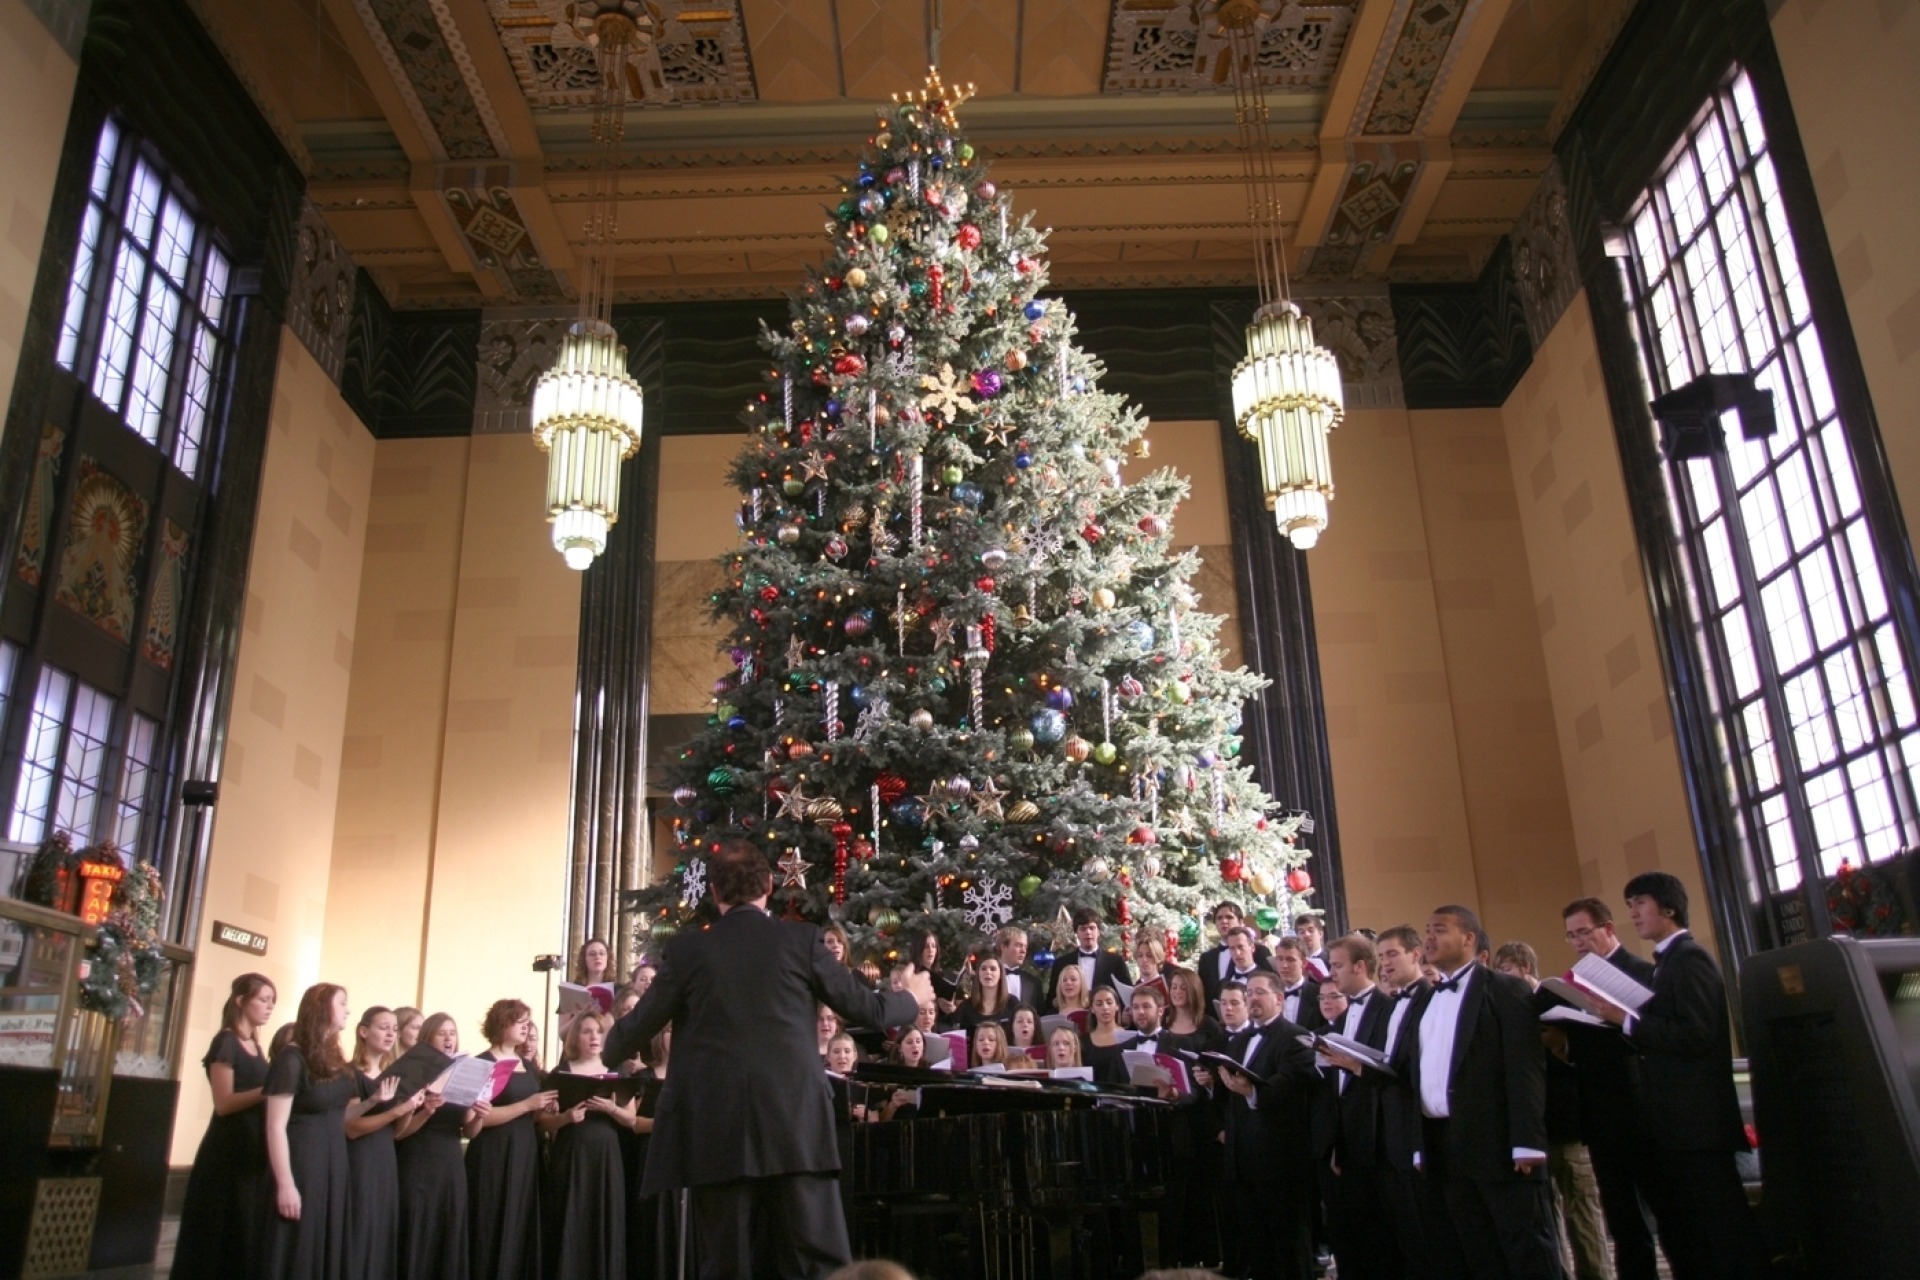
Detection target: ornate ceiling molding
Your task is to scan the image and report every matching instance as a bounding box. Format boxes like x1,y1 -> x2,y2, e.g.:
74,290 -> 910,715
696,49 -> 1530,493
484,0 -> 757,110
350,0 -> 503,159
1101,1 -> 1358,95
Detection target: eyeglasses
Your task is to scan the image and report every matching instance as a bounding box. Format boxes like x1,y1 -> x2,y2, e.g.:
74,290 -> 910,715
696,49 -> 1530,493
1564,926 -> 1598,942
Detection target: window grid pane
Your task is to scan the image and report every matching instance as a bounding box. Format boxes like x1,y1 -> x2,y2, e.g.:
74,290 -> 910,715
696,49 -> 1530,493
10,667 -> 74,843
52,681 -> 117,844
1626,69 -> 1920,897
114,713 -> 159,852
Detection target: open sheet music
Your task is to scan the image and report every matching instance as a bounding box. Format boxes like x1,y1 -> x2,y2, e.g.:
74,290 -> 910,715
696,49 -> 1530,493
1571,954 -> 1655,1012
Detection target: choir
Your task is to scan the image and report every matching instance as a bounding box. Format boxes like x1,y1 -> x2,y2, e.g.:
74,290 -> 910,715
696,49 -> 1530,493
172,878 -> 1761,1280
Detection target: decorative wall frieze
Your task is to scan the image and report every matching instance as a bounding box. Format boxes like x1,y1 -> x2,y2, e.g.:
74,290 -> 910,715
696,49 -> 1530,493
1102,1 -> 1357,95
350,0 -> 500,160
474,310 -> 570,435
1509,160 -> 1581,349
287,199 -> 358,385
485,0 -> 757,110
1302,141 -> 1425,279
1296,292 -> 1404,409
439,166 -> 572,303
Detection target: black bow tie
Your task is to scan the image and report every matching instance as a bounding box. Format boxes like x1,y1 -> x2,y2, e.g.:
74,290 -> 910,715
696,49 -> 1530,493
1285,984 -> 1305,996
1078,950 -> 1096,958
1434,972 -> 1468,993
1349,992 -> 1369,1006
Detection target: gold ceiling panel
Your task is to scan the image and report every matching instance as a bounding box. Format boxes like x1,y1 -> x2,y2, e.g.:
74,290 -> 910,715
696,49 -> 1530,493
484,0 -> 759,109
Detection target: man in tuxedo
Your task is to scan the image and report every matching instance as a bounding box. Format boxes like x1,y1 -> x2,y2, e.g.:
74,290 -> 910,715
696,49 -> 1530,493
607,839 -> 931,1278
1200,901 -> 1275,1004
1049,907 -> 1132,1006
1217,969 -> 1322,1280
1556,896 -> 1663,1280
1296,911 -> 1332,982
992,925 -> 1046,1011
1272,938 -> 1326,1032
1408,905 -> 1559,1280
1312,934 -> 1396,1280
1588,874 -> 1764,1280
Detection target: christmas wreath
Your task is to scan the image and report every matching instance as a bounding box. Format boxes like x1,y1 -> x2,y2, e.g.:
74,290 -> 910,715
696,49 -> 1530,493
22,831 -> 79,910
1826,859 -> 1906,939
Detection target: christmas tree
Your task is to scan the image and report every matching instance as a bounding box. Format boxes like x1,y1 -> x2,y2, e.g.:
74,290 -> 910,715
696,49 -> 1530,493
640,72 -> 1312,973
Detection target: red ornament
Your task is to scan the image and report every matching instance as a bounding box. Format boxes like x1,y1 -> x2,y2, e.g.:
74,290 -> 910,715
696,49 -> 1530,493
1081,523 -> 1104,544
834,353 -> 867,376
981,613 -> 997,652
759,585 -> 780,602
928,264 -> 945,310
975,576 -> 995,593
1127,825 -> 1156,846
875,772 -> 910,803
1118,894 -> 1132,925
811,366 -> 830,385
1165,927 -> 1180,961
852,837 -> 874,861
1285,867 -> 1313,894
1221,857 -> 1245,883
956,223 -> 982,250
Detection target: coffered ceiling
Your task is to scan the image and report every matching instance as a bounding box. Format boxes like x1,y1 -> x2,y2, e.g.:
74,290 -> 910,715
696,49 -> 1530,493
185,0 -> 1635,308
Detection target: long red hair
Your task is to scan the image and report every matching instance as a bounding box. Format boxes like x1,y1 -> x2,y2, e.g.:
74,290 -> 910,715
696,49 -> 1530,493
292,983 -> 349,1081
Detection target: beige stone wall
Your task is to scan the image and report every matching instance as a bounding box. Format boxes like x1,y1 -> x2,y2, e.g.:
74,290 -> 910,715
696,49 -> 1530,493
1497,294 -> 1714,957
651,434 -> 745,717
322,433 -> 580,1053
1405,406 -> 1586,953
1772,0 -> 1920,523
0,0 -> 77,412
1309,406 -> 1482,934
175,331 -> 375,1162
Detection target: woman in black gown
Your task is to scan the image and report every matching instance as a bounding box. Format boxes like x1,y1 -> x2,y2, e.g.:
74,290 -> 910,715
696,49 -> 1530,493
173,973 -> 275,1279
1080,986 -> 1131,1084
541,1009 -> 638,1279
467,999 -> 558,1280
346,1007 -> 426,1280
263,983 -> 380,1280
394,1012 -> 479,1280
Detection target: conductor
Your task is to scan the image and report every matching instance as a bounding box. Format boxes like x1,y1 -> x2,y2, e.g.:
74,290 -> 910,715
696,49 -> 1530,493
607,838 -> 930,1278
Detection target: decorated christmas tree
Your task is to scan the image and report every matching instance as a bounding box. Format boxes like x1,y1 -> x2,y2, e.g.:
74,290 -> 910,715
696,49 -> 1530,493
638,72 -> 1313,973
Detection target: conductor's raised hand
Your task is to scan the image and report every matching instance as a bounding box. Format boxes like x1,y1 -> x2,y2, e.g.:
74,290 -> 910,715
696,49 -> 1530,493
901,966 -> 936,1008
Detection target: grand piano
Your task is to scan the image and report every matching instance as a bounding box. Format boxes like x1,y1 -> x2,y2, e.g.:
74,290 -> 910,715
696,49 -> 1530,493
836,1065 -> 1179,1280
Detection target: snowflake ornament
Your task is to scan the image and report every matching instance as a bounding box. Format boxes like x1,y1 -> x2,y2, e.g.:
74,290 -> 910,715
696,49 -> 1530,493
680,858 -> 708,908
919,363 -> 977,421
962,877 -> 1014,934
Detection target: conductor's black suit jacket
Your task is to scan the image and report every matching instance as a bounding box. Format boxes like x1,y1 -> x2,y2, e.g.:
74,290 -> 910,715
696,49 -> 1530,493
608,906 -> 918,1195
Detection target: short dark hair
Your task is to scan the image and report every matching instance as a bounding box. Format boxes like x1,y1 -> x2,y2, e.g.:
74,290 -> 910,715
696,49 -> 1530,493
1331,933 -> 1376,975
1245,969 -> 1283,994
708,839 -> 773,906
1218,980 -> 1249,999
1225,925 -> 1256,944
1130,984 -> 1165,1006
1432,904 -> 1484,939
1071,907 -> 1102,929
1274,936 -> 1307,956
1293,911 -> 1325,930
1211,901 -> 1243,920
1624,872 -> 1689,928
1562,896 -> 1614,925
1493,942 -> 1539,978
1377,925 -> 1420,953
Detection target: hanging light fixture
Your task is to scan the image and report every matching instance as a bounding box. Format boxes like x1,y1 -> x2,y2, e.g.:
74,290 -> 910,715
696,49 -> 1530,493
1216,1 -> 1345,550
531,2 -> 653,570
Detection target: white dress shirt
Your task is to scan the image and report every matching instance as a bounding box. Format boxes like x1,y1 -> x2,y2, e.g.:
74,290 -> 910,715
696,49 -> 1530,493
1004,970 -> 1025,1003
1415,963 -> 1544,1163
1076,950 -> 1098,990
1383,989 -> 1416,1058
1282,983 -> 1309,1024
1624,929 -> 1687,1035
1335,985 -> 1375,1093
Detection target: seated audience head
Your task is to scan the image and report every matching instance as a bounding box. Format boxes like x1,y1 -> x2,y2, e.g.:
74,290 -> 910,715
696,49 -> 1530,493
1561,897 -> 1619,958
892,1027 -> 927,1068
563,1008 -> 610,1062
1129,985 -> 1165,1034
826,1032 -> 859,1074
1318,984 -> 1349,1024
419,1011 -> 460,1056
482,998 -> 533,1052
1072,908 -> 1102,953
223,973 -> 277,1036
972,1021 -> 1008,1066
1623,871 -> 1689,938
1271,936 -> 1307,985
1293,912 -> 1326,954
574,936 -> 611,985
709,838 -> 773,907
822,924 -> 853,967
994,925 -> 1029,969
1374,926 -> 1423,994
1217,981 -> 1250,1029
1493,941 -> 1540,986
1327,934 -> 1377,997
1424,905 -> 1484,972
1007,1004 -> 1039,1047
1046,1026 -> 1082,1069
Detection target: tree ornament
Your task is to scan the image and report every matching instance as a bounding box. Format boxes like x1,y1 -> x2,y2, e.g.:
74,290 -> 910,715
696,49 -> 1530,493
1091,587 -> 1116,610
672,786 -> 697,807
846,266 -> 868,288
1249,867 -> 1276,896
1006,727 -> 1036,753
808,796 -> 846,823
1063,736 -> 1093,763
1006,799 -> 1041,823
1017,873 -> 1042,898
777,523 -> 802,546
971,368 -> 1004,398
962,877 -> 1014,933
845,314 -> 870,337
869,905 -> 901,934
707,766 -> 739,796
1140,852 -> 1162,879
981,546 -> 1008,570
956,223 -> 983,250
1045,686 -> 1074,712
845,608 -> 873,638
946,775 -> 973,800
910,708 -> 935,731
1220,856 -> 1244,882
1092,742 -> 1118,766
1083,856 -> 1112,884
1030,709 -> 1067,745
1005,349 -> 1028,371
1286,867 -> 1313,894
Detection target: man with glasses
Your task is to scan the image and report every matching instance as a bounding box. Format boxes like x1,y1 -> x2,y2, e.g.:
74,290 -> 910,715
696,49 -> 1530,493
1556,897 -> 1661,1280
